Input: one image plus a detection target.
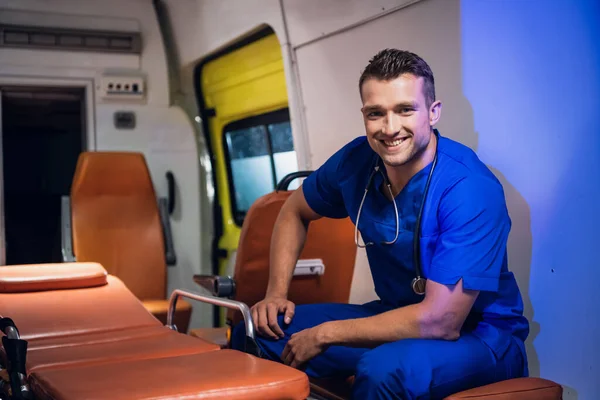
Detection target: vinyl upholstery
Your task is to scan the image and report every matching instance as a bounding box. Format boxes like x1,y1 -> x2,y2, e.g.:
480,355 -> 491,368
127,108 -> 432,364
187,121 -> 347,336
229,190 -> 357,325
30,350 -> 309,400
0,263 -> 310,400
69,151 -> 191,331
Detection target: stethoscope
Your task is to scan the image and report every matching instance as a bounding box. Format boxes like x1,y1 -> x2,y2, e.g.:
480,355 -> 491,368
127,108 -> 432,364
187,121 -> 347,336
354,129 -> 439,295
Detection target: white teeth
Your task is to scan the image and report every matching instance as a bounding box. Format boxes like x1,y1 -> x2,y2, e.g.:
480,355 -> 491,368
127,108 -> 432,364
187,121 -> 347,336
384,138 -> 404,146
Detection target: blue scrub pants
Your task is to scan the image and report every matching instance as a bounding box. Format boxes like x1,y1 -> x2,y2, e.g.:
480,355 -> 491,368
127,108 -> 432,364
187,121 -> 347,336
231,301 -> 526,399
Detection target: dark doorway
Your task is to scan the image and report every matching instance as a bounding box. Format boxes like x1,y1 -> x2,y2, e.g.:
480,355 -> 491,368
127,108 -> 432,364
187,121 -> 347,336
1,87 -> 85,265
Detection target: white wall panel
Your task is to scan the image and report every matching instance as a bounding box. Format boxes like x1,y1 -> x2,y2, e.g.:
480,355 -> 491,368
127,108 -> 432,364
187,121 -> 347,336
165,0 -> 285,69
282,0 -> 421,48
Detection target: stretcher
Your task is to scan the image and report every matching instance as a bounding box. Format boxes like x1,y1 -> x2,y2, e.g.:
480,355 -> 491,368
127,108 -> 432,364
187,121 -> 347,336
0,262 -> 309,400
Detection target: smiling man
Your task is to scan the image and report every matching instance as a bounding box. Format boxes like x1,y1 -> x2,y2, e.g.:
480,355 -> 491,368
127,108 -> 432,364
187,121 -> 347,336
231,49 -> 529,399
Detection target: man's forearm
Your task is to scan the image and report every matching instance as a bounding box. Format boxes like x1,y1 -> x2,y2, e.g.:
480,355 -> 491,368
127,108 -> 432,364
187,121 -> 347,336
266,206 -> 310,298
319,303 -> 460,348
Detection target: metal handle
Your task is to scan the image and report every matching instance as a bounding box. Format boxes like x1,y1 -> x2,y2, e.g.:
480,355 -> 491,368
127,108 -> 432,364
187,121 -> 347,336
166,289 -> 255,340
166,171 -> 176,215
158,198 -> 177,266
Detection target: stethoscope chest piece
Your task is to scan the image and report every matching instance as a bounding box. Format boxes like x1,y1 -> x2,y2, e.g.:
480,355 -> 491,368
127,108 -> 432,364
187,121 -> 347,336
412,277 -> 427,295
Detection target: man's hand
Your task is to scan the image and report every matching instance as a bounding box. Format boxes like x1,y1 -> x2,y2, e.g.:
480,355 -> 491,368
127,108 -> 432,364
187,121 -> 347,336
281,325 -> 328,369
251,296 -> 295,339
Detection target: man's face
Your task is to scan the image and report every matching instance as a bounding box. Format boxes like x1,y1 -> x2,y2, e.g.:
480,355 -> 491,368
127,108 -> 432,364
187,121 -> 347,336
360,74 -> 437,168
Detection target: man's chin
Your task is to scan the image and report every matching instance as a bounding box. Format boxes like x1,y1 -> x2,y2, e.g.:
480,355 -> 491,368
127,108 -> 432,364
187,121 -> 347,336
380,154 -> 410,167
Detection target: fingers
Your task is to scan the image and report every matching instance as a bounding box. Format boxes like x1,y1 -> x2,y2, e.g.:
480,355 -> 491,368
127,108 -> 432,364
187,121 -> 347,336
283,302 -> 295,325
283,343 -> 301,369
251,307 -> 259,331
256,303 -> 278,339
252,299 -> 295,339
281,343 -> 291,365
290,357 -> 301,369
267,303 -> 285,338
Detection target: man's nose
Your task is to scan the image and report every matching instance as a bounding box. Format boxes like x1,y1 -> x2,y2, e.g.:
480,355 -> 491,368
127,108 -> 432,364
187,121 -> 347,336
381,113 -> 399,135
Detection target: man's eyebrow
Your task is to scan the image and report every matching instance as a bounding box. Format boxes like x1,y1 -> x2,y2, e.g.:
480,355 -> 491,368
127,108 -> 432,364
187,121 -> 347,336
362,102 -> 419,113
395,101 -> 418,109
362,105 -> 383,113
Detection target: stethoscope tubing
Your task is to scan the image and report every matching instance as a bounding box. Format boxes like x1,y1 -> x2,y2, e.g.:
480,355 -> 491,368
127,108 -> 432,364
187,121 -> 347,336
354,129 -> 440,295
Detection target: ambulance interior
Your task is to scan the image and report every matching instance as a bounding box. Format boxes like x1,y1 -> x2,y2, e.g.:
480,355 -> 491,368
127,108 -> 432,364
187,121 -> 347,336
0,0 -> 597,399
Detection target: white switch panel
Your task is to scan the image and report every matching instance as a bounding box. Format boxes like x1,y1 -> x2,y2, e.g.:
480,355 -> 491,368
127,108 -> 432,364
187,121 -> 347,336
98,75 -> 145,102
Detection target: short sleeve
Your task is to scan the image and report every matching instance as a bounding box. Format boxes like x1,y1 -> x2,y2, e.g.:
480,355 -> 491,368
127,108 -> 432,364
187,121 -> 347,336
301,145 -> 349,219
428,177 -> 511,292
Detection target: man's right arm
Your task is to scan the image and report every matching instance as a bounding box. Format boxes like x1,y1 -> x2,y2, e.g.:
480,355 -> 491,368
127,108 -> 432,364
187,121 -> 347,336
251,187 -> 323,339
251,138 -> 355,339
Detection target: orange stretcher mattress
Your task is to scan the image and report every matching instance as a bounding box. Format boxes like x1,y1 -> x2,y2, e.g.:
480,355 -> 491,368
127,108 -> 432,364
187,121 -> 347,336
0,263 -> 310,400
30,349 -> 309,400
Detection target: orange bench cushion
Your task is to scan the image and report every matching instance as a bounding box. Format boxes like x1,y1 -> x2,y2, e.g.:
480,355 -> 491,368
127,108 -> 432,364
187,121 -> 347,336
0,275 -> 161,340
444,377 -> 563,399
0,262 -> 107,293
26,326 -> 220,373
30,349 -> 310,400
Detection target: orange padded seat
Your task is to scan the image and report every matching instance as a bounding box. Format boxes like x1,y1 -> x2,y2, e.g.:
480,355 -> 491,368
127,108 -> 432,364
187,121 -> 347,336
0,262 -> 107,293
230,190 -> 357,324
191,188 -> 357,345
29,350 -> 309,400
70,152 -> 192,332
25,326 -> 220,373
0,264 -> 218,375
0,263 -> 310,399
0,263 -> 161,340
443,377 -> 563,399
307,376 -> 563,400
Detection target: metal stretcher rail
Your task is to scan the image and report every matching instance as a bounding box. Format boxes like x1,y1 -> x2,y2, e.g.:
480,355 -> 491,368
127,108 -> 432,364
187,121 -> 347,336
167,289 -> 256,339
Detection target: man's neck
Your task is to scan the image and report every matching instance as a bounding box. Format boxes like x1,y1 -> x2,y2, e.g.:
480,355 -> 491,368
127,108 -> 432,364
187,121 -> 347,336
384,131 -> 437,197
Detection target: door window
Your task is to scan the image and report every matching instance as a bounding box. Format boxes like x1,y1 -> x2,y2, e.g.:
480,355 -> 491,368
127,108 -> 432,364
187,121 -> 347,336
223,108 -> 297,225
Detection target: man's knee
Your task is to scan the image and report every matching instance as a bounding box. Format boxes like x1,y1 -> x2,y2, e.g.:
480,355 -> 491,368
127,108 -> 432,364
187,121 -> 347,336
354,350 -> 406,398
353,341 -> 430,399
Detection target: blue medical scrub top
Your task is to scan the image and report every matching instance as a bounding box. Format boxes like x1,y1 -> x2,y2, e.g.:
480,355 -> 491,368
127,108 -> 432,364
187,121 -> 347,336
302,133 -> 529,361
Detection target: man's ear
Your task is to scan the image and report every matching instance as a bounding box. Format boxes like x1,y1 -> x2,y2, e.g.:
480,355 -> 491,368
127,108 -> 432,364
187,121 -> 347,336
429,100 -> 442,126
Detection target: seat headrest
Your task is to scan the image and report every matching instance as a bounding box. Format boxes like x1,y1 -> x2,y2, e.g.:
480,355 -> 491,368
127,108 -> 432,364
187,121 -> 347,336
71,152 -> 155,197
0,263 -> 108,293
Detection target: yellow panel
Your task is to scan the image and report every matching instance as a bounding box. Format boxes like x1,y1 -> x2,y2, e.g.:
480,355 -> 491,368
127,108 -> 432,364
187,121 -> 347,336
200,32 -> 289,280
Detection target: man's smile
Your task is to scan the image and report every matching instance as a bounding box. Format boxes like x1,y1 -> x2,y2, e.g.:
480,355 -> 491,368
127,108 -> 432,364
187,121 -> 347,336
380,137 -> 409,149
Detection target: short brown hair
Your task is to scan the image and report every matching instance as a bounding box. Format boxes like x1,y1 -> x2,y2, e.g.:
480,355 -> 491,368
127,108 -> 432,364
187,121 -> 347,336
359,49 -> 436,107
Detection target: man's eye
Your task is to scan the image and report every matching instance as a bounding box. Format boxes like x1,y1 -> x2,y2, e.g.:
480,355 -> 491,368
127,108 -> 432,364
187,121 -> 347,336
367,111 -> 382,118
399,108 -> 413,114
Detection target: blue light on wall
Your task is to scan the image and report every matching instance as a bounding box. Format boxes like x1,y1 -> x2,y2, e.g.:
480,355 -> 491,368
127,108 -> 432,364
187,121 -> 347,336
461,0 -> 600,398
